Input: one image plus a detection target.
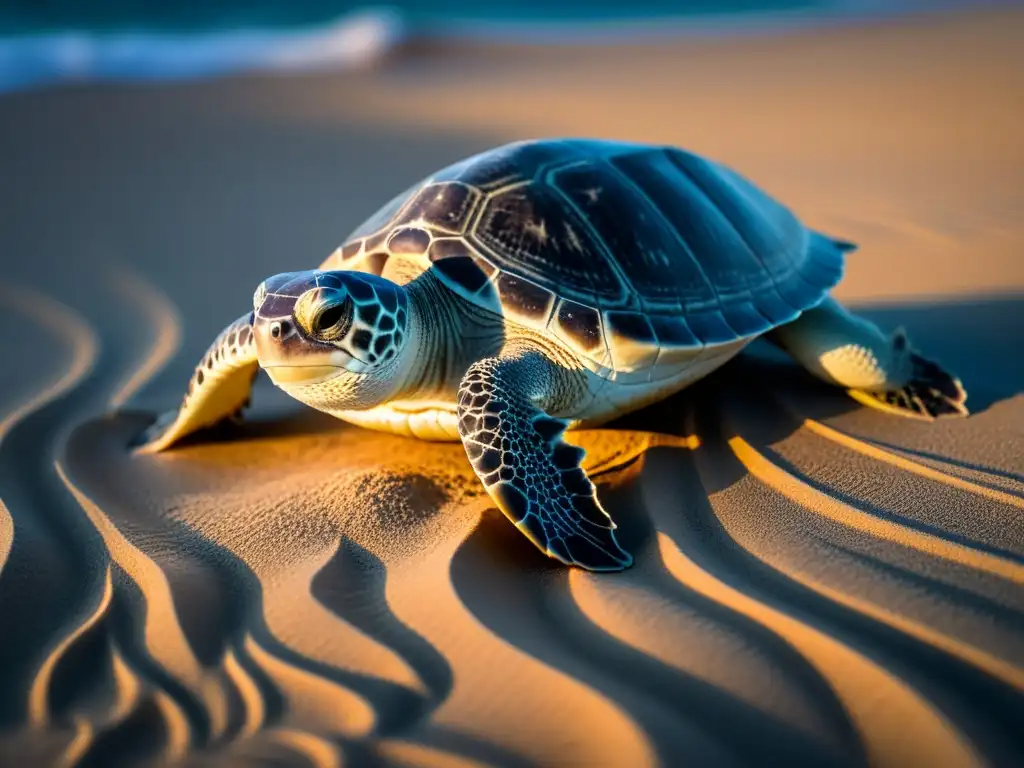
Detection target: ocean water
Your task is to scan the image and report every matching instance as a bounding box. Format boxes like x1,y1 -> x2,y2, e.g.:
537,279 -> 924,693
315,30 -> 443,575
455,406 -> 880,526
0,1 -> 835,34
0,0 -> 1006,93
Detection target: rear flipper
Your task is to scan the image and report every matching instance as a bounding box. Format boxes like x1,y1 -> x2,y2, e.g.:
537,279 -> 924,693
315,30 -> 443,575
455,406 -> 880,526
768,297 -> 968,420
848,335 -> 968,419
133,313 -> 259,452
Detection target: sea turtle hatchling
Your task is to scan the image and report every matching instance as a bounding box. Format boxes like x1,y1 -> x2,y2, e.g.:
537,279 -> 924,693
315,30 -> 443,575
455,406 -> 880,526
137,139 -> 968,571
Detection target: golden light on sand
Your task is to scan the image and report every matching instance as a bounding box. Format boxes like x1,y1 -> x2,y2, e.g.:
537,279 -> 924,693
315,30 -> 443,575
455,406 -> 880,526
1,7 -> 1022,766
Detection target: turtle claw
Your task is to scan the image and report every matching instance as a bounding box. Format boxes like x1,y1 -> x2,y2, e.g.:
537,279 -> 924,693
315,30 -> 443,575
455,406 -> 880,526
851,349 -> 968,421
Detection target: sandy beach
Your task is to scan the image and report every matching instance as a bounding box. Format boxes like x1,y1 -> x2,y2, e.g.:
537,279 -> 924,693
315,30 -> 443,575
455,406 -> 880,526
1,6 -> 1022,766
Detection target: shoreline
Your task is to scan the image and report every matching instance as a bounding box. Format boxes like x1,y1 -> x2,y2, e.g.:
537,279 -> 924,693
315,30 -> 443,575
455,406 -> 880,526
1,2 -> 1014,95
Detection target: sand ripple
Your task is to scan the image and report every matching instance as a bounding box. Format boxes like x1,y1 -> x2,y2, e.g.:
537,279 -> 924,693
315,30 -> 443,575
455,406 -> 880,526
1,268 -> 1022,768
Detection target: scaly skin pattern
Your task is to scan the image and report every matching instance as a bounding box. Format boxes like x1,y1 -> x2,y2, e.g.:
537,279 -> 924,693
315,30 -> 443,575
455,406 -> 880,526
456,350 -> 633,571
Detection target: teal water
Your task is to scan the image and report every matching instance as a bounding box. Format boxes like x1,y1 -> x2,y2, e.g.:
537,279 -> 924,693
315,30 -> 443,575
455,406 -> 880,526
0,1 -> 1001,94
2,1 -> 820,36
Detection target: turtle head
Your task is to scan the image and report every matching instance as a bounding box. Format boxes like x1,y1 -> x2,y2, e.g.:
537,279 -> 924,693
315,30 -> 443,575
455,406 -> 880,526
251,270 -> 413,411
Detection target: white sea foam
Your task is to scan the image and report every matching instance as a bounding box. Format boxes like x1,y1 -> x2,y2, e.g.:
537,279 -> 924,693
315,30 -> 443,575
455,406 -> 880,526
0,8 -> 405,94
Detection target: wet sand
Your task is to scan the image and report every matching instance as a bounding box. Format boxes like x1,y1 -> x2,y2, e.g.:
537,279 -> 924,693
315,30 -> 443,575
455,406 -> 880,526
0,7 -> 1022,767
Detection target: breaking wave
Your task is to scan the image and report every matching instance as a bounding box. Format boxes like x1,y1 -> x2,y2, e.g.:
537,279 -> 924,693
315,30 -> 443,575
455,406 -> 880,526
0,1 -> 1005,95
0,8 -> 405,94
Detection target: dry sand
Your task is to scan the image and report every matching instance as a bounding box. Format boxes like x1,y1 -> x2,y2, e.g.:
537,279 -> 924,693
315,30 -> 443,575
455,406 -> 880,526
1,7 -> 1023,767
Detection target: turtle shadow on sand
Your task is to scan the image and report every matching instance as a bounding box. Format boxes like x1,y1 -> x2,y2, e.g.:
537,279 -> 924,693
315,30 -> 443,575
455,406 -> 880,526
603,293 -> 1022,559
448,473 -> 867,766
443,293 -> 1024,767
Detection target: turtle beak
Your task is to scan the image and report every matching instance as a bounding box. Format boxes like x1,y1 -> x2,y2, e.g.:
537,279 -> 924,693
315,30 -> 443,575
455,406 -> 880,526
253,315 -> 359,386
263,364 -> 340,385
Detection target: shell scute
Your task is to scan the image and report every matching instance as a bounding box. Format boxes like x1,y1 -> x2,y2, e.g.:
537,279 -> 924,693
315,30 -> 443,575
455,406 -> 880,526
427,239 -> 498,300
472,183 -> 625,304
433,256 -> 494,298
721,302 -> 773,338
754,286 -> 800,326
669,150 -> 805,283
603,311 -> 659,371
653,334 -> 705,368
443,140 -> 588,191
394,182 -> 481,234
799,234 -> 845,286
340,241 -> 362,261
364,230 -> 390,254
685,311 -> 738,346
428,237 -> 471,262
775,275 -> 818,313
387,227 -> 432,257
611,149 -> 769,302
552,160 -> 708,310
551,299 -> 603,355
649,314 -> 699,348
495,273 -> 556,327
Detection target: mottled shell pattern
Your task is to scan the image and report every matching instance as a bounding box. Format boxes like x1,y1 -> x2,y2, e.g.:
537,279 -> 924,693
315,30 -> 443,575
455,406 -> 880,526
320,139 -> 850,377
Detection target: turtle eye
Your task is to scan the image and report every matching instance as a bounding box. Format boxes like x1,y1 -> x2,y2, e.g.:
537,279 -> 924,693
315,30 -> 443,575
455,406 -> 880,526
311,298 -> 352,341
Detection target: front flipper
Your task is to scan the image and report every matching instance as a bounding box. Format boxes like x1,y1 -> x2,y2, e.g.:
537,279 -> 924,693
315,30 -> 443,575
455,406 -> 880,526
457,352 -> 632,572
134,314 -> 259,453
